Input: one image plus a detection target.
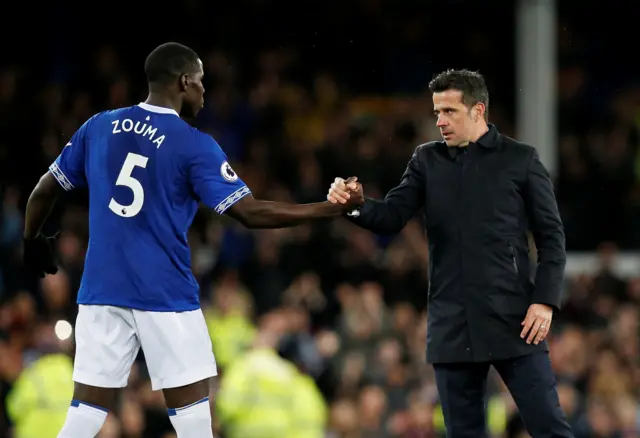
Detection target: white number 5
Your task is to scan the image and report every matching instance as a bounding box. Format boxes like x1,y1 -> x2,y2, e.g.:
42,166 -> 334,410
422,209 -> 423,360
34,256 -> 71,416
109,152 -> 149,218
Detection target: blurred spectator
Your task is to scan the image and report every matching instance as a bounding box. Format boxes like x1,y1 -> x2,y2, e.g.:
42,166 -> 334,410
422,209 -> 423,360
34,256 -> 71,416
216,310 -> 328,437
5,321 -> 74,438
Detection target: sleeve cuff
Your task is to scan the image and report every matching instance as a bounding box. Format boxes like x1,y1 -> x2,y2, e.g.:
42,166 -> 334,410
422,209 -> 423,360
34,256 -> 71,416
532,289 -> 563,312
344,198 -> 375,223
49,162 -> 74,191
214,186 -> 252,214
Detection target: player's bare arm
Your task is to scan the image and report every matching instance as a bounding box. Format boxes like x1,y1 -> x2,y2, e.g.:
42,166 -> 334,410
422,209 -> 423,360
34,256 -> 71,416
226,177 -> 364,228
23,172 -> 65,278
24,171 -> 64,240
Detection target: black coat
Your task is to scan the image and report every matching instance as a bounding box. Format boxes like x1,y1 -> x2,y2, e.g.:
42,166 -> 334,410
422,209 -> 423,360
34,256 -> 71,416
348,125 -> 566,363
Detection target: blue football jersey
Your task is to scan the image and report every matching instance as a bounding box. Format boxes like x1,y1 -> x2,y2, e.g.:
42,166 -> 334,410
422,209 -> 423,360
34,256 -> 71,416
49,103 -> 251,311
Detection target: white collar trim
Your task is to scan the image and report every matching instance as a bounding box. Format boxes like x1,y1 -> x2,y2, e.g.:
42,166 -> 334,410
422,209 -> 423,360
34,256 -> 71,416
138,102 -> 179,116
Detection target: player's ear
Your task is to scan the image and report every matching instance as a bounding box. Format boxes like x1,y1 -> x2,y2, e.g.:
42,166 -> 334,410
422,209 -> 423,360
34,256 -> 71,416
180,74 -> 189,92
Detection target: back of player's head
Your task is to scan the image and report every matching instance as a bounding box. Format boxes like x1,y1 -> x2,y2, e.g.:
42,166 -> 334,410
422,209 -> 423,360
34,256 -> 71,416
144,42 -> 200,87
429,69 -> 490,119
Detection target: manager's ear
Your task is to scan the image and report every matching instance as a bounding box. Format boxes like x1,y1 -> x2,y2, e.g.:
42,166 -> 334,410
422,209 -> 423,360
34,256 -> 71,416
473,103 -> 486,122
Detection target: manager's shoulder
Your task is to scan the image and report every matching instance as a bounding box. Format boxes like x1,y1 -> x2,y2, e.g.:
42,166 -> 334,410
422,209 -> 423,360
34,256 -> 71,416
415,140 -> 443,155
500,133 -> 537,158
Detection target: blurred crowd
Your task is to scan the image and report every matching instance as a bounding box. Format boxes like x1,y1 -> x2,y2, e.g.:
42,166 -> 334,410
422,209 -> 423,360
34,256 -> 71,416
1,0 -> 640,437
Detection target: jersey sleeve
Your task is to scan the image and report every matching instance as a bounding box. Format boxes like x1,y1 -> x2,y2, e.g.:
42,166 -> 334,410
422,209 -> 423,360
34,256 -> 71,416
188,134 -> 251,214
49,119 -> 91,190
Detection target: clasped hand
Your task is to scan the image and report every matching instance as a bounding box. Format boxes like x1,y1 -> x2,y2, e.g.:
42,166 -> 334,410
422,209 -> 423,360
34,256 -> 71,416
327,177 -> 363,207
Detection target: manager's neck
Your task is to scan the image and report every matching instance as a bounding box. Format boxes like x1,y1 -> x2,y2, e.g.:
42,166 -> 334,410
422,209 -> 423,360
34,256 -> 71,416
458,122 -> 490,147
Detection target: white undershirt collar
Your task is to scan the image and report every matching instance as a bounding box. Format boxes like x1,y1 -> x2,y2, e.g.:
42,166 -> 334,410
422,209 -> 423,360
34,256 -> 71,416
137,102 -> 179,117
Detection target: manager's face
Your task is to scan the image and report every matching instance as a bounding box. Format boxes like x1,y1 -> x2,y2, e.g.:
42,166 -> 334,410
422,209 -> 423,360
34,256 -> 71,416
433,89 -> 483,147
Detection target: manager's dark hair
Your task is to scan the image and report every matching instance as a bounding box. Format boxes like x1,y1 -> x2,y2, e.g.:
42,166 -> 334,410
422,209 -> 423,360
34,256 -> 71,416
144,42 -> 200,87
429,69 -> 490,120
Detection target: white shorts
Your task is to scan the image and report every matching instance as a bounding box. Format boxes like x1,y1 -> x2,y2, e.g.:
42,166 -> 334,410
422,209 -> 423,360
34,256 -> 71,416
73,305 -> 217,391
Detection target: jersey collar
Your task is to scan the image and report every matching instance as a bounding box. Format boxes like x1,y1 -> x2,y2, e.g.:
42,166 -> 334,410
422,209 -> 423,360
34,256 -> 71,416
138,102 -> 179,117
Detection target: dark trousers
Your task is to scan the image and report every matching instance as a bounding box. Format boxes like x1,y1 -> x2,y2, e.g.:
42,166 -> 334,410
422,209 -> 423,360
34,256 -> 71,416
433,352 -> 573,438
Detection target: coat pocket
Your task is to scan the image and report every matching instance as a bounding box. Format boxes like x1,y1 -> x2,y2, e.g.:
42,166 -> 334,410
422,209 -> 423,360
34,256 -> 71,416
508,242 -> 519,275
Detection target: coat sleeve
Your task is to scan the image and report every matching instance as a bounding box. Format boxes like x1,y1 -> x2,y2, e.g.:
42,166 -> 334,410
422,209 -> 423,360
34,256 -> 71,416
524,148 -> 566,311
347,146 -> 426,235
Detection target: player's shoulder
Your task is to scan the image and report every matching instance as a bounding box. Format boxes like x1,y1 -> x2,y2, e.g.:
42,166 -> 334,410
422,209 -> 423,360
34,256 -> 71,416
81,107 -> 136,129
186,127 -> 223,153
93,105 -> 140,119
79,109 -> 111,127
191,127 -> 219,145
68,110 -> 114,140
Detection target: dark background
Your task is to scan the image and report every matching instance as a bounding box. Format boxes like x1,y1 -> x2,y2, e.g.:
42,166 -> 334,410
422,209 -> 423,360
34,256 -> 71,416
0,1 -> 639,437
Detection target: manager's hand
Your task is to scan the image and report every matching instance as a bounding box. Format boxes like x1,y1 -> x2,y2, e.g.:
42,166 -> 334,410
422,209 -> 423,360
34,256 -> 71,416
521,303 -> 553,345
327,177 -> 363,205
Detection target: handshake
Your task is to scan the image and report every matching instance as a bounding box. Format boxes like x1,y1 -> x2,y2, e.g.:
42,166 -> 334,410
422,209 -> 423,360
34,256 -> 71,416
327,177 -> 365,213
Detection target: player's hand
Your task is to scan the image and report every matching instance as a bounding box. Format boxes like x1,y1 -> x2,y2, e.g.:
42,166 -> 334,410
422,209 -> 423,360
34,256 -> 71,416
520,303 -> 553,345
328,177 -> 364,209
23,233 -> 59,278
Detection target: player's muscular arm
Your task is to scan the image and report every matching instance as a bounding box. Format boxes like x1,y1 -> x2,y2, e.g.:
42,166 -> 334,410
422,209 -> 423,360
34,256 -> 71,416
226,190 -> 363,229
24,172 -> 64,239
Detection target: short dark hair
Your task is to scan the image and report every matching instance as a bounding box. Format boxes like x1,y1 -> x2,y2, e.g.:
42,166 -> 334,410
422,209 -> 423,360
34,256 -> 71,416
429,69 -> 490,119
144,42 -> 200,86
